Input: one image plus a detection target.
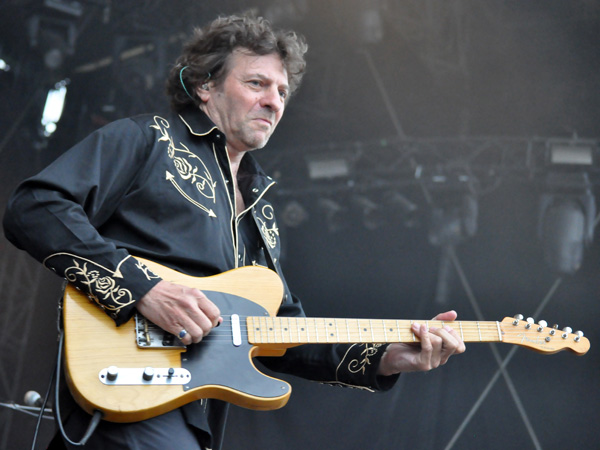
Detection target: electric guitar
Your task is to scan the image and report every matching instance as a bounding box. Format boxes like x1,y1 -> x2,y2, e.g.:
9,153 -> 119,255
63,258 -> 590,423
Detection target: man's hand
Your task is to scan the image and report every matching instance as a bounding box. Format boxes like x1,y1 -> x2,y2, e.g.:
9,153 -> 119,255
136,280 -> 222,345
377,310 -> 466,376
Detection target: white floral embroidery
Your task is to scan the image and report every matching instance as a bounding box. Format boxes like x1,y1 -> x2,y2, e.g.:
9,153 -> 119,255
150,116 -> 218,217
64,259 -> 135,313
256,205 -> 279,249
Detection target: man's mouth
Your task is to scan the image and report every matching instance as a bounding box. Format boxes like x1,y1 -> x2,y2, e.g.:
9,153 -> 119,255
254,117 -> 273,126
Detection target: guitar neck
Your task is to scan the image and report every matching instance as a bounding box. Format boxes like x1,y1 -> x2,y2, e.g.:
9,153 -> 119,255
246,317 -> 501,346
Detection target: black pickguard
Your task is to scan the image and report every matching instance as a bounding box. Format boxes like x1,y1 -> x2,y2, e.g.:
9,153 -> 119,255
181,291 -> 290,403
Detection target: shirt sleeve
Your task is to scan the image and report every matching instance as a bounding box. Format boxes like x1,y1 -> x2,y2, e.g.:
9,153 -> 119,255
2,117 -> 161,325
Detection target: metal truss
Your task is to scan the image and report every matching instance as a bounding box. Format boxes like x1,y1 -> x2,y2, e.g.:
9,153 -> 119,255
262,135 -> 600,200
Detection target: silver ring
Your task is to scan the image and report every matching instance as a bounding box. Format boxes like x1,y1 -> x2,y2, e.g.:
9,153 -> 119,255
178,329 -> 188,339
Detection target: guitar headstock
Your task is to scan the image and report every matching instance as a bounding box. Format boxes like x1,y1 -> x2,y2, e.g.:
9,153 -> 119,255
500,315 -> 590,355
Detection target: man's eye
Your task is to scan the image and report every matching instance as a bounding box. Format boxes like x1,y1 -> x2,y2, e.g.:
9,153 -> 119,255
279,91 -> 288,100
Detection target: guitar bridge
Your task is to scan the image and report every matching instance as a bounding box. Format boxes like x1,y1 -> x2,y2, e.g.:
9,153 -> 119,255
135,314 -> 186,349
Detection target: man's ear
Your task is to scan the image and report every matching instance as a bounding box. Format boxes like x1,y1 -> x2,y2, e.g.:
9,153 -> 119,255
196,84 -> 211,102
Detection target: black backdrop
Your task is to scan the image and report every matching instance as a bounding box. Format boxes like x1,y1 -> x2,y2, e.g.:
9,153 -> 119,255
1,1 -> 598,449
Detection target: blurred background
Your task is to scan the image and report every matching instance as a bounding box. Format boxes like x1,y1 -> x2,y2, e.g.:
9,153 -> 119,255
0,1 -> 598,449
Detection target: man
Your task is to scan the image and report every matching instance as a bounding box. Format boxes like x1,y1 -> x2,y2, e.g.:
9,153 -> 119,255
3,14 -> 464,450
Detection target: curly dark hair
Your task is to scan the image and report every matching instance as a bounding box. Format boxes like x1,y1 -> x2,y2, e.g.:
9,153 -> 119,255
166,14 -> 308,112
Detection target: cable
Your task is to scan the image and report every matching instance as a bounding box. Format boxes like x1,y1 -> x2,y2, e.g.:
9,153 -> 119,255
54,330 -> 104,447
30,353 -> 57,450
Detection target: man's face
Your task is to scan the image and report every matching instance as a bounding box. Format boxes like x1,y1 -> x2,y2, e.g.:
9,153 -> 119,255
197,49 -> 289,156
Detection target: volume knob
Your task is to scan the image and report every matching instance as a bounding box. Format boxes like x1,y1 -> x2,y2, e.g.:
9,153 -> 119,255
143,367 -> 155,381
106,366 -> 118,381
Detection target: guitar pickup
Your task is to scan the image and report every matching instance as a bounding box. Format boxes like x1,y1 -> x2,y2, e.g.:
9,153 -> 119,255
135,314 -> 186,348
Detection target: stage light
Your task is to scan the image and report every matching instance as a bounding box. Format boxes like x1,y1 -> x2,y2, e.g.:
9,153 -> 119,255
305,153 -> 351,180
27,15 -> 77,70
41,79 -> 69,137
547,138 -> 596,166
43,0 -> 83,17
358,0 -> 383,44
353,195 -> 385,230
281,201 -> 309,228
317,198 -> 348,233
428,194 -> 478,246
538,173 -> 595,274
0,59 -> 10,72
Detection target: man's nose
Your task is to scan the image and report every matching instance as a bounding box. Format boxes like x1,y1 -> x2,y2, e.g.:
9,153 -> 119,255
260,87 -> 284,113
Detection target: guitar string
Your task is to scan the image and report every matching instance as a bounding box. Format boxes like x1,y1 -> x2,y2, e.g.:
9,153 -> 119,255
176,316 -> 581,345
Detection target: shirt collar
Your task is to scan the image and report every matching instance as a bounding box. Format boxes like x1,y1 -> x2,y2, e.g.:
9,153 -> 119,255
177,107 -> 277,192
178,107 -> 219,137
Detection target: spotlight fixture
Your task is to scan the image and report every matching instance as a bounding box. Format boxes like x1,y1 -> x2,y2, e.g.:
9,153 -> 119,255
281,201 -> 309,228
317,198 -> 348,233
41,79 -> 69,137
305,153 -> 351,180
547,138 -> 596,166
538,172 -> 595,274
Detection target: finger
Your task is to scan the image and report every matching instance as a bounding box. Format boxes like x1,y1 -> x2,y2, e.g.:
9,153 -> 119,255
431,310 -> 457,322
413,323 -> 433,364
429,326 -> 462,365
178,288 -> 221,341
191,289 -> 222,326
443,325 -> 466,354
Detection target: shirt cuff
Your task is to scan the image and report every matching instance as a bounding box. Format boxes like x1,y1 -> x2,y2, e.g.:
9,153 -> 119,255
44,253 -> 162,325
334,343 -> 400,391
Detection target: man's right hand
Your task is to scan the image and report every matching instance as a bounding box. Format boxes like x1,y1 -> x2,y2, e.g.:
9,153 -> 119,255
136,280 -> 222,345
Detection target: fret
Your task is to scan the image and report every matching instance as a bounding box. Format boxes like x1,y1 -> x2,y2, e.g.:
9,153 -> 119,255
458,321 -> 464,341
266,316 -> 274,343
248,317 -> 256,343
303,317 -> 309,343
383,320 -> 388,343
476,321 -> 482,342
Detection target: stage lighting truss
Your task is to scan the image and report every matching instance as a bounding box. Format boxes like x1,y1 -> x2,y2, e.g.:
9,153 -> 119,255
264,135 -> 600,196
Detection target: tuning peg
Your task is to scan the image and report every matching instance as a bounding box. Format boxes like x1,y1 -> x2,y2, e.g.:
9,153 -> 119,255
512,314 -> 523,326
525,317 -> 535,329
561,327 -> 573,339
574,331 -> 584,342
537,320 -> 547,332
